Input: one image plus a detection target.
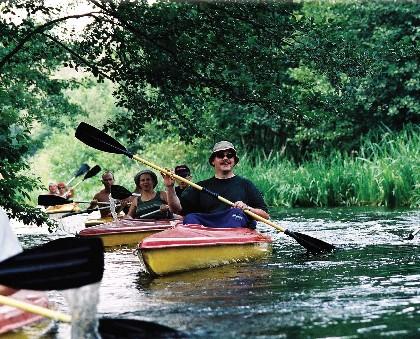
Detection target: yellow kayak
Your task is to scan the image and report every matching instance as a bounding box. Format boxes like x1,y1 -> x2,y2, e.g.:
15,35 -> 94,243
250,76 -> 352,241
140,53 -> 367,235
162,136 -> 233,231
138,224 -> 272,276
84,216 -> 114,227
78,218 -> 179,247
45,203 -> 80,214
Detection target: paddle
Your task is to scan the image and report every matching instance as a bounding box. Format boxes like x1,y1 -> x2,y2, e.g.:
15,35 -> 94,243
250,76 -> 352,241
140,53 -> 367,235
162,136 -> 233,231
0,237 -> 104,290
71,164 -> 102,189
61,204 -> 124,218
0,296 -> 184,338
111,184 -> 141,200
405,227 -> 420,240
75,122 -> 335,254
38,194 -> 110,206
66,163 -> 90,186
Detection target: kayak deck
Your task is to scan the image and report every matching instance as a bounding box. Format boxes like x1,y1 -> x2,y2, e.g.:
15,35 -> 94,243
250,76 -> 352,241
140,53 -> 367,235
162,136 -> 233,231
78,218 -> 180,247
0,290 -> 49,335
138,224 -> 272,276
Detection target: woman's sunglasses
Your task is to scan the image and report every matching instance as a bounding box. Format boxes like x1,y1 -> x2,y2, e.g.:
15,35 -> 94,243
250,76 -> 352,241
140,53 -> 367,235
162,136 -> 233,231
214,151 -> 236,159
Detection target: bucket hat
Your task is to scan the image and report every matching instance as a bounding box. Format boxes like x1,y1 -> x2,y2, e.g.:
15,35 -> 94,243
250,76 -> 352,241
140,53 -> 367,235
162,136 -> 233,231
208,141 -> 239,165
134,169 -> 158,188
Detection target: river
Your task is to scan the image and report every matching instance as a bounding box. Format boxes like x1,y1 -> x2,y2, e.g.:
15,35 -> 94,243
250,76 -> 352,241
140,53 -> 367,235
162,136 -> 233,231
9,207 -> 420,338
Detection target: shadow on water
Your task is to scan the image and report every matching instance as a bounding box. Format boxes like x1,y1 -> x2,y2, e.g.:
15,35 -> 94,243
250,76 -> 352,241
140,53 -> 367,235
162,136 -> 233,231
10,207 -> 420,338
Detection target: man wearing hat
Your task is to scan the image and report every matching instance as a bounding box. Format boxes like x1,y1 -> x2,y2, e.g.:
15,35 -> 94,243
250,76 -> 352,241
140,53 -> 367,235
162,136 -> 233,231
163,141 -> 269,228
174,164 -> 192,198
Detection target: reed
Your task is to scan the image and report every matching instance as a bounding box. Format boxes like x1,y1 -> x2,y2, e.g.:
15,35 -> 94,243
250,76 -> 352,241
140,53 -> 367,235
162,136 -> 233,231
224,124 -> 419,208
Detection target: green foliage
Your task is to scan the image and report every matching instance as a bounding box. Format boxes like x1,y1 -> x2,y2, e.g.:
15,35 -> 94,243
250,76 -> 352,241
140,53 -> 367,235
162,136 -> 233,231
1,0 -> 419,221
234,124 -> 419,209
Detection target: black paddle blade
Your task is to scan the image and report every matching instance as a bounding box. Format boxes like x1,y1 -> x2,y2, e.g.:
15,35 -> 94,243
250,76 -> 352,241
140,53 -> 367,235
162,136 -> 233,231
98,318 -> 186,339
110,185 -> 132,200
284,229 -> 335,255
0,237 -> 104,290
74,163 -> 90,177
83,164 -> 102,180
75,122 -> 133,158
38,194 -> 71,206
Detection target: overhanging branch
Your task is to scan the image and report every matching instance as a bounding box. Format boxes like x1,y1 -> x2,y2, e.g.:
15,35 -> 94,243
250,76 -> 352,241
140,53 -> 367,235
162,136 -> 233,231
0,12 -> 100,71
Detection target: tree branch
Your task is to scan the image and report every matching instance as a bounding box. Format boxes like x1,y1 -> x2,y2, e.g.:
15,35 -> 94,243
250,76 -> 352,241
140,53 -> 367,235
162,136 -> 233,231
0,12 -> 100,71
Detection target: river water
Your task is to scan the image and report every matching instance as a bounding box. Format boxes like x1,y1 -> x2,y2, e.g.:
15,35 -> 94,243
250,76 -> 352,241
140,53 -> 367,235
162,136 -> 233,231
10,207 -> 420,338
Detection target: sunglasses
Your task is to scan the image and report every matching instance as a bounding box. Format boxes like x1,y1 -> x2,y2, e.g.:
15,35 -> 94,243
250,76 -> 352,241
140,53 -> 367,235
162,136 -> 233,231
214,151 -> 236,159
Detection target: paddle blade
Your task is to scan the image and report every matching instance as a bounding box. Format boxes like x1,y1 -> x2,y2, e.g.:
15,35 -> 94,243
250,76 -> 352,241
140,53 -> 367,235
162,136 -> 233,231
74,163 -> 90,177
38,194 -> 71,206
0,237 -> 104,290
75,122 -> 132,158
98,318 -> 186,339
83,164 -> 101,180
284,229 -> 335,255
110,185 -> 132,200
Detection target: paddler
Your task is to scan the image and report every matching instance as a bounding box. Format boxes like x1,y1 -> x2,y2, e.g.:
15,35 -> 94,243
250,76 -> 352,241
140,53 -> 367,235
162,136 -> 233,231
163,141 -> 269,228
57,182 -> 74,199
0,171 -> 22,296
125,169 -> 172,219
87,171 -> 119,218
174,164 -> 192,198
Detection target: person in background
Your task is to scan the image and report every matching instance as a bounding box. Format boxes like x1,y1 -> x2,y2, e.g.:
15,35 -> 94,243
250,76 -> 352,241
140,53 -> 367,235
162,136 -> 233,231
163,141 -> 269,229
174,164 -> 192,198
47,182 -> 59,195
57,182 -> 74,199
0,171 -> 22,296
126,170 -> 172,220
87,171 -> 116,218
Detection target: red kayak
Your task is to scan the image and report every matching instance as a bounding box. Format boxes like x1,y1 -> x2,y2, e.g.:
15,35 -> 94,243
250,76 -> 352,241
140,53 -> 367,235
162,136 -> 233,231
78,218 -> 180,247
0,290 -> 49,335
138,224 -> 272,276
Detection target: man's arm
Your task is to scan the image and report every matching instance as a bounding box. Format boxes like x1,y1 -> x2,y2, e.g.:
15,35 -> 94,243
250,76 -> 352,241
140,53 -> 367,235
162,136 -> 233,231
87,192 -> 99,210
162,173 -> 183,214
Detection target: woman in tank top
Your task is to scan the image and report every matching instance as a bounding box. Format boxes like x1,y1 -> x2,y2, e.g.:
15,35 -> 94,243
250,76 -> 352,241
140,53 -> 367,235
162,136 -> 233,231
126,170 -> 172,219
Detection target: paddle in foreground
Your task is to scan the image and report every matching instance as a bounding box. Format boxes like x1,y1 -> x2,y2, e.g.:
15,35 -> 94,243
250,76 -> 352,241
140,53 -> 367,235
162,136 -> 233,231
75,122 -> 335,254
0,237 -> 104,290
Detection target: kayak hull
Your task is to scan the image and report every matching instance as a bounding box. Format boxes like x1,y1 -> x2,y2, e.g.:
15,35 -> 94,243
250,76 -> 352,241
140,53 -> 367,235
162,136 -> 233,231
138,224 -> 272,276
78,219 -> 180,247
0,290 -> 49,335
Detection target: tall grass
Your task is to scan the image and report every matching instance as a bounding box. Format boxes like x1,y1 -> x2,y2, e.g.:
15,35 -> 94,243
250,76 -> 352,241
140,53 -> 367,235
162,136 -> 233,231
229,124 -> 419,209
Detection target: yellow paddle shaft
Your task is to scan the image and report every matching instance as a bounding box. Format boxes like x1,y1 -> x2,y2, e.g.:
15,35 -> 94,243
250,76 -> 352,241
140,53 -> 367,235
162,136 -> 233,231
132,154 -> 285,233
0,295 -> 71,323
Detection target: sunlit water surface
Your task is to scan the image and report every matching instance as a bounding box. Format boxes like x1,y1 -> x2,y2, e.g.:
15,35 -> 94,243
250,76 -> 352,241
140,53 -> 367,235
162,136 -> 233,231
9,207 -> 420,338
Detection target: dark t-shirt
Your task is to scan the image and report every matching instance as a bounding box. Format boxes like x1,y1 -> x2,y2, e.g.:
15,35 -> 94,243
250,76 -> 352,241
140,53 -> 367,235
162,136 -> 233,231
175,186 -> 186,199
180,176 -> 268,215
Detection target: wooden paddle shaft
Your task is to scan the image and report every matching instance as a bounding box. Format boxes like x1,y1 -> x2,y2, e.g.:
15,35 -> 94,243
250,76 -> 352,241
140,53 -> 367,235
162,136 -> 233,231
132,154 -> 285,232
0,295 -> 71,323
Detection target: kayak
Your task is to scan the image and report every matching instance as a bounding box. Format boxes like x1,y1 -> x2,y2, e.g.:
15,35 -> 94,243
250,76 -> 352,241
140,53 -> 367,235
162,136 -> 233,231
0,290 -> 50,335
84,216 -> 114,227
78,218 -> 180,247
45,203 -> 80,214
138,224 -> 272,276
